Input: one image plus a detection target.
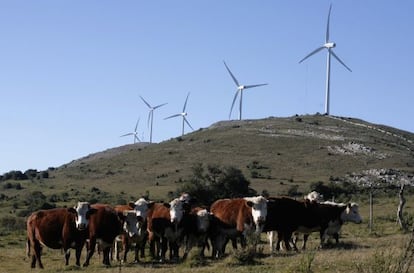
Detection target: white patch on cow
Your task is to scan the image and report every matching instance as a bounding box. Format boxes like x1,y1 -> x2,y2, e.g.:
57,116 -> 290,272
169,198 -> 185,224
304,191 -> 324,202
74,201 -> 91,230
244,196 -> 268,232
123,210 -> 139,237
322,201 -> 363,224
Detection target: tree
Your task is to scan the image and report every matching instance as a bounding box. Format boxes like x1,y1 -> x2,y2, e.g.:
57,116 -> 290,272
175,163 -> 256,206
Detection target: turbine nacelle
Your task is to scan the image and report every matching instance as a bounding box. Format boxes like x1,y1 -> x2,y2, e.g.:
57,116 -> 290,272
324,42 -> 336,49
237,85 -> 245,91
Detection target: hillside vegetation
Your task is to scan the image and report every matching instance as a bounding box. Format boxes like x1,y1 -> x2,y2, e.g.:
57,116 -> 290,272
1,114 -> 414,214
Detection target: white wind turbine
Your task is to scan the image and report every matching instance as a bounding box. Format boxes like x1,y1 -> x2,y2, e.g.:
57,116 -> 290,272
120,117 -> 141,144
139,96 -> 167,143
299,4 -> 352,115
223,61 -> 268,120
164,92 -> 194,136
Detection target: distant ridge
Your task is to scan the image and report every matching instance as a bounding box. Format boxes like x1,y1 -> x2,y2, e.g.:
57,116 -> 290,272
50,115 -> 414,199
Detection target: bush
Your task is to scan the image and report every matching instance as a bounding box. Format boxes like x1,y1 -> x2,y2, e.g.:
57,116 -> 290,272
175,163 -> 256,206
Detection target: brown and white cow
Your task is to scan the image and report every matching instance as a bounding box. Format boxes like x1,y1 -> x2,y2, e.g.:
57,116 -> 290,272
209,196 -> 268,258
26,202 -> 96,268
113,199 -> 154,262
112,210 -> 146,263
147,198 -> 191,262
83,204 -> 124,267
182,207 -> 212,259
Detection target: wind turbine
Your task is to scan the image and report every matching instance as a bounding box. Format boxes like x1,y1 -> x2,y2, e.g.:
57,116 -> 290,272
139,96 -> 167,143
223,61 -> 268,120
164,92 -> 194,136
120,117 -> 141,144
299,4 -> 352,115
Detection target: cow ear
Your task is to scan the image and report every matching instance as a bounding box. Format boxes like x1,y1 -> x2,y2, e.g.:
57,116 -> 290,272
163,203 -> 171,208
129,202 -> 135,209
147,201 -> 155,209
86,208 -> 98,219
246,201 -> 254,208
68,208 -> 76,214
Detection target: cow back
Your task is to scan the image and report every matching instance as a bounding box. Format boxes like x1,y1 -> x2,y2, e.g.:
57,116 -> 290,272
210,198 -> 253,232
27,208 -> 78,249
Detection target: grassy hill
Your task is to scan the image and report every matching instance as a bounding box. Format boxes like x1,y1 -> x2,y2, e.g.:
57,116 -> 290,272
2,114 -> 414,209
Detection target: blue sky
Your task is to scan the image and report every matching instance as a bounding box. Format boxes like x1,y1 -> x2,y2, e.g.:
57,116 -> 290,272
1,1 -> 413,174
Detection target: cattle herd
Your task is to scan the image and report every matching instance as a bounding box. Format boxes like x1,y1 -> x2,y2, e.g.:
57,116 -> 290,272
25,192 -> 362,268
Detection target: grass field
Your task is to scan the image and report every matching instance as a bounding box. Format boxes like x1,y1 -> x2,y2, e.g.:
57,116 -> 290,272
2,197 -> 413,273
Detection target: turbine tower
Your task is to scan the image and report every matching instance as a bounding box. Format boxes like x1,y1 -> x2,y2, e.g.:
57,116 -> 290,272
223,61 -> 268,120
299,4 -> 352,115
120,117 -> 141,144
164,92 -> 194,136
140,96 -> 167,143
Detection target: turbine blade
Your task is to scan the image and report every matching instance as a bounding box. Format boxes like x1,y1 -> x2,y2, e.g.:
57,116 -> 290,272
134,117 -> 140,131
135,135 -> 141,142
244,83 -> 268,89
164,113 -> 181,120
140,96 -> 151,109
120,133 -> 133,137
299,46 -> 325,63
147,112 -> 152,129
331,50 -> 352,72
184,117 -> 194,131
183,92 -> 190,112
229,90 -> 239,119
154,102 -> 168,109
326,4 -> 332,43
223,61 -> 240,87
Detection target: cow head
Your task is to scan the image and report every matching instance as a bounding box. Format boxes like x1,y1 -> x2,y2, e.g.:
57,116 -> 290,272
68,201 -> 96,230
195,209 -> 211,233
165,198 -> 190,224
304,191 -> 324,202
341,203 -> 362,224
244,196 -> 268,232
128,198 -> 154,222
122,210 -> 139,237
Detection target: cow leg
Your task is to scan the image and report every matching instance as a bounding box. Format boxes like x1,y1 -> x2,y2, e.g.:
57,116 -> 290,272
75,244 -> 83,267
160,237 -> 168,262
83,238 -> 96,267
333,232 -> 339,244
34,241 -> 43,269
102,246 -> 111,266
302,234 -> 309,250
283,231 -> 293,251
64,248 -> 70,266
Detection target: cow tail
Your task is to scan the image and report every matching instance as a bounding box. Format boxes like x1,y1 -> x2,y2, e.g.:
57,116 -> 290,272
26,238 -> 31,257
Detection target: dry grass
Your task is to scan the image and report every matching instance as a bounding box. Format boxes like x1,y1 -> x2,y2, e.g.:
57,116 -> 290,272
3,223 -> 414,273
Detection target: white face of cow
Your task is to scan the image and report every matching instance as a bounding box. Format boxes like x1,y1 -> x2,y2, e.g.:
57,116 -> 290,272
123,210 -> 139,237
130,198 -> 153,221
73,202 -> 92,230
196,209 -> 210,233
244,196 -> 268,232
341,203 -> 362,224
169,198 -> 187,224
